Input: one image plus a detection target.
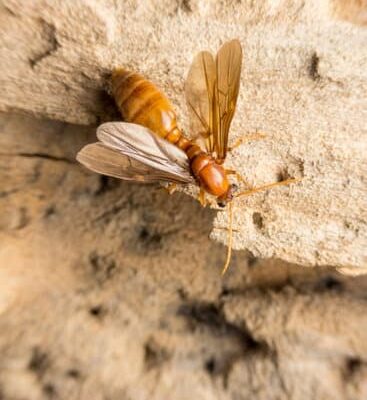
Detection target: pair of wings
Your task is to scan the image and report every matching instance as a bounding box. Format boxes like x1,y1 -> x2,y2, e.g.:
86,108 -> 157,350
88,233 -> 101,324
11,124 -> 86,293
185,39 -> 242,162
77,39 -> 242,184
77,122 -> 194,184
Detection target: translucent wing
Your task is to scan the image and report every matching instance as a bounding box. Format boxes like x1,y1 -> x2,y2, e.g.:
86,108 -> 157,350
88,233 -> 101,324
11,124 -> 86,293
77,122 -> 194,184
185,50 -> 216,152
214,39 -> 242,161
77,143 -> 157,182
185,39 -> 242,161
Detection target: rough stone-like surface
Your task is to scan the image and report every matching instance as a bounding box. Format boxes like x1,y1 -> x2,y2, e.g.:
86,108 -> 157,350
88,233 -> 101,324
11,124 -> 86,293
2,0 -> 366,271
2,0 -> 367,271
1,112 -> 367,399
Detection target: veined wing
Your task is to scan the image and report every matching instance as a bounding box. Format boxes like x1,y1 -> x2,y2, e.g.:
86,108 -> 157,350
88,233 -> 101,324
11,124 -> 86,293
185,39 -> 242,161
77,143 -> 156,182
77,122 -> 194,184
185,50 -> 216,152
214,39 -> 242,161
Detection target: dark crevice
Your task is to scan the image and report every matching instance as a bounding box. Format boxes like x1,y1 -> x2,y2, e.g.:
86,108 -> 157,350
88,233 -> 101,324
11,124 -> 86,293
204,357 -> 216,374
144,339 -> 171,370
315,275 -> 344,292
65,368 -> 81,379
178,301 -> 270,389
252,212 -> 264,230
137,226 -> 163,249
3,4 -> 17,16
89,305 -> 107,319
92,199 -> 127,223
177,287 -> 188,300
344,357 -> 363,378
94,175 -> 120,195
177,301 -> 263,352
44,205 -> 57,218
178,0 -> 192,13
0,187 -> 22,198
88,251 -> 117,285
29,21 -> 60,69
308,52 -> 321,81
219,287 -> 231,298
14,152 -> 74,164
276,169 -> 292,182
43,383 -> 56,398
273,348 -> 292,398
204,353 -> 243,387
28,347 -> 50,377
247,253 -> 258,267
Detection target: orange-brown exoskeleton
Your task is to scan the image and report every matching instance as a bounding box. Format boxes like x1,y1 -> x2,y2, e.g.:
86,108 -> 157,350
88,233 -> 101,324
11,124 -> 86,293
110,58 -> 236,206
77,39 -> 298,273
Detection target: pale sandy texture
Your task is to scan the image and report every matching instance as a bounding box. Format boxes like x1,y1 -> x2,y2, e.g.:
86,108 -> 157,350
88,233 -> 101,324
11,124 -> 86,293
1,112 -> 367,399
1,0 -> 367,271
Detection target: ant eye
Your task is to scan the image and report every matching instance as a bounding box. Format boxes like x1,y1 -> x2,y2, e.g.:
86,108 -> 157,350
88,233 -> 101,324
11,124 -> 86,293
217,201 -> 226,208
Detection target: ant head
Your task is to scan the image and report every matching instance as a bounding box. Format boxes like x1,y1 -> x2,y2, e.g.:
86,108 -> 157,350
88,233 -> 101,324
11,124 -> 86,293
216,183 -> 238,208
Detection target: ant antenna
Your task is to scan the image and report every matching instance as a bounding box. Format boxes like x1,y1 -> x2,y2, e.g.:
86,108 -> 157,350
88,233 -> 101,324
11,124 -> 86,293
221,177 -> 300,275
235,178 -> 300,198
221,201 -> 234,275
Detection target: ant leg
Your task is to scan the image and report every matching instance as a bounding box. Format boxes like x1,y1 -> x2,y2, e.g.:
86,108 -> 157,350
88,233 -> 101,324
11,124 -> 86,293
198,187 -> 208,207
222,201 -> 234,275
158,183 -> 177,195
212,226 -> 240,233
166,183 -> 177,195
228,132 -> 267,152
236,178 -> 300,198
226,169 -> 252,189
